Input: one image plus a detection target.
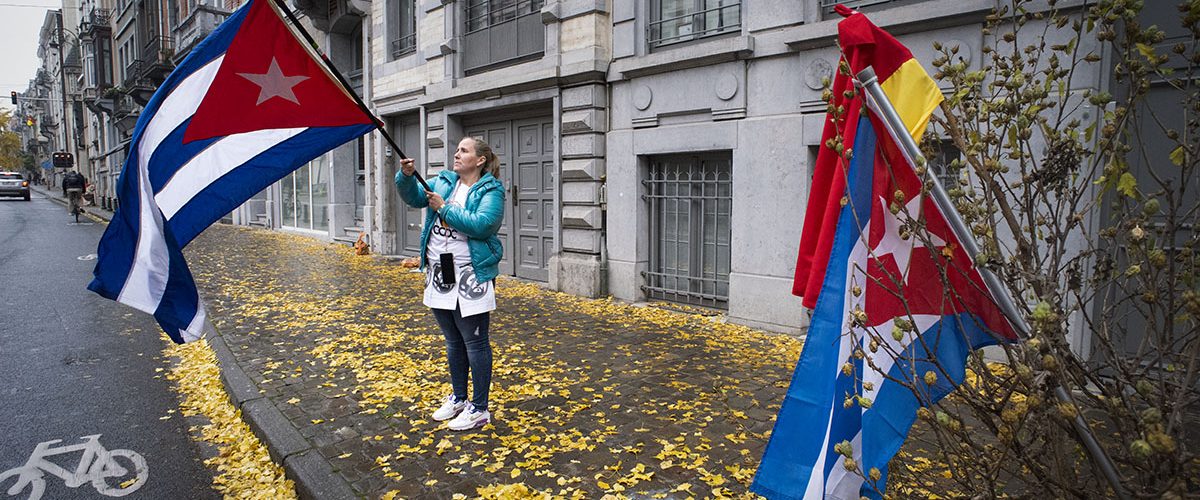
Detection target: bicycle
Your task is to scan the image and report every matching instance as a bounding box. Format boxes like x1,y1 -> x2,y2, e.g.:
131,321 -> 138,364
0,435 -> 148,500
66,188 -> 83,223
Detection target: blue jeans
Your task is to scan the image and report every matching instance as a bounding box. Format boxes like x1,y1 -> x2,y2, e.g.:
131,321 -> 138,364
431,306 -> 492,411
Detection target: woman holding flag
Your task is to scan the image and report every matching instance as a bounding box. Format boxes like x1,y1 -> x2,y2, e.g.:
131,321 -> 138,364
396,137 -> 505,431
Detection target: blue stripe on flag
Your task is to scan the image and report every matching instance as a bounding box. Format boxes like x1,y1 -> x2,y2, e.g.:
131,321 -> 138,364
167,123 -> 374,246
751,117 -> 877,500
88,0 -> 372,343
151,228 -> 201,341
89,1 -> 250,302
149,2 -> 248,103
147,120 -> 222,192
87,176 -> 142,301
856,313 -> 998,498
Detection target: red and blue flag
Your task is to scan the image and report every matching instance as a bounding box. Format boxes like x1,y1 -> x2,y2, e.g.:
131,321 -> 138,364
752,6 -> 1017,499
88,0 -> 374,343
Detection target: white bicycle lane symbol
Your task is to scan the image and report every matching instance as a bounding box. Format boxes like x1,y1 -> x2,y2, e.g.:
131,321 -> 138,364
0,435 -> 148,500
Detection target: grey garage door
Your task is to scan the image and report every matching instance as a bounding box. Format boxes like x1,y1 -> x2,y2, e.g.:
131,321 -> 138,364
466,116 -> 555,282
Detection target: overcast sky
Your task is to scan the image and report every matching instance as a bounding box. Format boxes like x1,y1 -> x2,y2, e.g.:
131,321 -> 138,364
0,0 -> 57,115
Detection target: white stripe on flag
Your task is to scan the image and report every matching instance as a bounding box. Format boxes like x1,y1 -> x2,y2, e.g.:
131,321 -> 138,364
155,127 -> 308,220
860,314 -> 940,404
117,56 -> 224,312
116,145 -> 169,313
803,231 -> 870,498
184,299 -> 207,342
824,432 -> 864,499
142,56 -> 224,160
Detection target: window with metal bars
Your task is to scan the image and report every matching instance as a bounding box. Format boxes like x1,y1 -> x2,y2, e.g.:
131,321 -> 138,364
642,154 -> 733,309
462,0 -> 545,72
818,0 -> 932,18
390,0 -> 416,58
648,0 -> 741,49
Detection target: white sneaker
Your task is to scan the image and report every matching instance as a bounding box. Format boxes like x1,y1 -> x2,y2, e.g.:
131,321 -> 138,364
432,395 -> 467,421
447,404 -> 490,431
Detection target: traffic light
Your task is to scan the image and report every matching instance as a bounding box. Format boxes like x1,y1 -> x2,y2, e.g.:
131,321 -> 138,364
25,116 -> 34,127
9,91 -> 16,105
52,151 -> 74,168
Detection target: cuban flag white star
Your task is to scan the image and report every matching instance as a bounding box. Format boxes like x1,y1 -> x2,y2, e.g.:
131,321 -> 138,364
237,57 -> 310,105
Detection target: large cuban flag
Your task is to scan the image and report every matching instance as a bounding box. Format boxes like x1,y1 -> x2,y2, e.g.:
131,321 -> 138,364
88,0 -> 375,343
751,6 -> 1019,499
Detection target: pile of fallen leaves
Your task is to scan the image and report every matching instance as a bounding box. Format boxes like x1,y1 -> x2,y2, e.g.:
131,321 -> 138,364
181,226 -> 804,499
164,336 -> 297,499
178,225 -> 995,499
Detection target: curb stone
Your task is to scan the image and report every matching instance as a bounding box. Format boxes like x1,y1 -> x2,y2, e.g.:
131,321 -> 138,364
205,322 -> 360,500
36,185 -> 358,497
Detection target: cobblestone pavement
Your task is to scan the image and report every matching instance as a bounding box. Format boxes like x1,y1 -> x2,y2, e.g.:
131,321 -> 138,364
187,225 -> 804,499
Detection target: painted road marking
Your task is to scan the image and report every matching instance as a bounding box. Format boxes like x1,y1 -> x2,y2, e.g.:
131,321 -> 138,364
0,435 -> 148,499
77,254 -> 98,261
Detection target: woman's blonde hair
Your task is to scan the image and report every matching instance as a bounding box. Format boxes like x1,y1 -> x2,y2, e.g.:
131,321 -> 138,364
469,137 -> 502,178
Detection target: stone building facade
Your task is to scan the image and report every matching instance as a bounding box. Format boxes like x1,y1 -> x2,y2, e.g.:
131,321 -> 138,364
18,0 -> 1179,342
358,0 -> 612,295
602,0 -> 988,333
222,0 -> 1142,338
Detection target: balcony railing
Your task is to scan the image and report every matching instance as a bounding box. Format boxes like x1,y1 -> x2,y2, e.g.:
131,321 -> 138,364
81,8 -> 112,34
462,0 -> 545,73
391,33 -> 416,58
142,35 -> 174,60
819,0 -> 895,10
465,0 -> 543,34
647,2 -> 741,48
123,60 -> 141,88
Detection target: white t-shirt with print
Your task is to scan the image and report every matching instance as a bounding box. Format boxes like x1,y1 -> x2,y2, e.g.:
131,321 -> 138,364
423,180 -> 497,317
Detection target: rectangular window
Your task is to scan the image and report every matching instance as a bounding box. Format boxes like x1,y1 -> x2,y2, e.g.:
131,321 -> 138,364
462,0 -> 545,72
648,0 -> 741,49
926,140 -> 962,191
281,171 -> 296,226
311,156 -> 329,232
281,159 -> 329,231
642,153 -> 733,309
168,0 -> 179,29
355,138 -> 365,221
97,37 -> 113,87
390,0 -> 416,58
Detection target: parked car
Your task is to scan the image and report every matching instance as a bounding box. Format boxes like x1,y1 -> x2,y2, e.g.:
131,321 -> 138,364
0,172 -> 31,201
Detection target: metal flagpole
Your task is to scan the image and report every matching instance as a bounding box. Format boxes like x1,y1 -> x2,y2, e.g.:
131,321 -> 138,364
269,0 -> 435,194
853,66 -> 1129,500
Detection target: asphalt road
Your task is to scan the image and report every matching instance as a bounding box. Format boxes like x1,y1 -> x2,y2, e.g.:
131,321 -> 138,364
0,192 -> 216,499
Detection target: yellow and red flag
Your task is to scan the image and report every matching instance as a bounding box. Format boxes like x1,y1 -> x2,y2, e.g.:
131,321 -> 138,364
792,4 -> 943,307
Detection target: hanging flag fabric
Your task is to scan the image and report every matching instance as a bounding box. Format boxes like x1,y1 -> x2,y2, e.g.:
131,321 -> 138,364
88,0 -> 374,343
753,6 -> 1017,500
791,4 -> 945,307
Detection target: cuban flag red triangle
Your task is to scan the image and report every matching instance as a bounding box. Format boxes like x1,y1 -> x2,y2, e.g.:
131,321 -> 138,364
184,0 -> 372,143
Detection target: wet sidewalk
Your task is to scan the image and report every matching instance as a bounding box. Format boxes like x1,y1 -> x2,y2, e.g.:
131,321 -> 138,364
186,224 -> 804,499
30,184 -> 116,222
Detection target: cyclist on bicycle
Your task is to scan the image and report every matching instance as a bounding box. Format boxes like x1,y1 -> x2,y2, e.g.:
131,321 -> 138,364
62,170 -> 87,216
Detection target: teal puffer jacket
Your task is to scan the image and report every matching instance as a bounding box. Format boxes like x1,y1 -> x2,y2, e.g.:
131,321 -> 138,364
395,169 -> 506,283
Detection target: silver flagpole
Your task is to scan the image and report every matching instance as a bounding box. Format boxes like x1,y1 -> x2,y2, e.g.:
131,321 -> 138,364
853,66 -> 1129,500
